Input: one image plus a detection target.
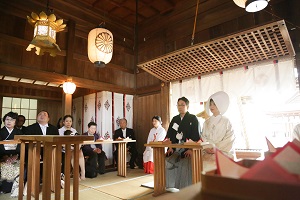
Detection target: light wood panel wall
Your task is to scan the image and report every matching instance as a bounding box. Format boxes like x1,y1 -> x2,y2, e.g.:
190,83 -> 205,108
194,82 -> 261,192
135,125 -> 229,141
134,93 -> 161,153
133,83 -> 170,154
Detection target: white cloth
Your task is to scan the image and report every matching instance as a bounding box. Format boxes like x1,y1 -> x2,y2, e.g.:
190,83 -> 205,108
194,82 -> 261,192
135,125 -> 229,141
122,129 -> 126,138
39,123 -> 49,135
292,124 -> 300,141
88,132 -> 96,149
5,127 -> 13,134
58,127 -> 77,136
59,127 -> 78,152
202,115 -> 235,156
4,127 -> 13,141
143,126 -> 166,163
205,91 -> 229,116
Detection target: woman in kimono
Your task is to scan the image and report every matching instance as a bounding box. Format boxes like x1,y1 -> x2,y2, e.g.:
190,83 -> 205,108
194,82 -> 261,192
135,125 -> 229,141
0,112 -> 21,193
165,97 -> 200,190
0,112 -> 21,160
59,115 -> 85,180
202,91 -> 235,170
143,116 -> 166,174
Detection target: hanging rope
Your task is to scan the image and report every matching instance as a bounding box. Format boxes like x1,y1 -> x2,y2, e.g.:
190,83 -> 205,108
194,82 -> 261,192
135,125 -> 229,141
191,0 -> 200,45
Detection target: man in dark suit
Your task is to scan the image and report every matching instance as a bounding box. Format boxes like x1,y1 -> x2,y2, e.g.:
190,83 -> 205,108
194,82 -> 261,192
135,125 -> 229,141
16,115 -> 27,135
24,110 -> 59,182
25,110 -> 59,136
82,122 -> 106,174
113,118 -> 138,169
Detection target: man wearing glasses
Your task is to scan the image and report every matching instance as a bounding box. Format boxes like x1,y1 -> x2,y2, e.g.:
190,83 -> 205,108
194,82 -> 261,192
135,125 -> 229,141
165,96 -> 201,191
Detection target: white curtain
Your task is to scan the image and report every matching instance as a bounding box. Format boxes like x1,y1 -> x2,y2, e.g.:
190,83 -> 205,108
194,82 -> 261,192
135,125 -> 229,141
97,91 -> 113,164
73,92 -> 134,166
124,94 -> 133,128
113,93 -> 124,130
83,93 -> 96,133
171,59 -> 297,149
200,73 -> 223,101
72,97 -> 83,134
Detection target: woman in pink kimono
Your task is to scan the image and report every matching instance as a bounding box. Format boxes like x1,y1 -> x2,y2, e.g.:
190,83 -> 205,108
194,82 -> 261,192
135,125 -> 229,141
143,116 -> 166,174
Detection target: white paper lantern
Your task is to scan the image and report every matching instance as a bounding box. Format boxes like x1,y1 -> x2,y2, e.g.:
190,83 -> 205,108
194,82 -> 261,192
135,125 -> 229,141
63,81 -> 76,94
88,27 -> 113,68
245,0 -> 269,12
233,0 -> 269,12
233,0 -> 246,8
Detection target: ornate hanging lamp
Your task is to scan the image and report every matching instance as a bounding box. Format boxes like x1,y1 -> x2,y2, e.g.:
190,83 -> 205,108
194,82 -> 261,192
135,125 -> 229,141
26,0 -> 66,57
88,23 -> 113,68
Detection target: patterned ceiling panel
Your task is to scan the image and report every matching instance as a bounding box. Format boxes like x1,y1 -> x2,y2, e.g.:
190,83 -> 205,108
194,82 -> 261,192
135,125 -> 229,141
138,20 -> 295,82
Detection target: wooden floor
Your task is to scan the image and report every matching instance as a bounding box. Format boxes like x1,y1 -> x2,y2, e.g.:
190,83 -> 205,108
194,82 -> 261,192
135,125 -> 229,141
0,169 -> 156,200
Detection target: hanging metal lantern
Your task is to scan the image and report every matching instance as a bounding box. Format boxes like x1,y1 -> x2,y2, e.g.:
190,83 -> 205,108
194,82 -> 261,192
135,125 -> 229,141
26,11 -> 66,56
88,26 -> 113,68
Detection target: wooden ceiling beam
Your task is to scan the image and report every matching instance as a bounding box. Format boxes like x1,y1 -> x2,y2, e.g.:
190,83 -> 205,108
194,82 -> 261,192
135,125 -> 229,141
0,63 -> 135,94
49,0 -> 133,31
0,79 -> 61,92
0,80 -> 62,101
0,0 -> 134,40
0,33 -> 133,73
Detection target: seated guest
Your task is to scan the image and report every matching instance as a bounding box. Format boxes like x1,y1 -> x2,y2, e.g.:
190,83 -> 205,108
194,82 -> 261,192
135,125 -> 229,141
143,116 -> 166,174
56,117 -> 63,129
82,122 -> 106,175
16,115 -> 27,134
0,112 -> 21,193
0,112 -> 21,159
25,110 -> 59,136
201,91 -> 235,170
165,97 -> 200,190
59,115 -> 85,180
24,110 -> 59,182
113,118 -> 138,169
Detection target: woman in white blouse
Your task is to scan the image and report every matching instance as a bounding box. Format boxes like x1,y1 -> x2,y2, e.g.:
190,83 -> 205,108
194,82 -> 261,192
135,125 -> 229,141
59,115 -> 85,180
143,116 -> 166,174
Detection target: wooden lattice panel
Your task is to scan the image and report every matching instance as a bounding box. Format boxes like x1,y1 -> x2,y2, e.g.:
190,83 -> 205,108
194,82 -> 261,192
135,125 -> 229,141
138,20 -> 295,82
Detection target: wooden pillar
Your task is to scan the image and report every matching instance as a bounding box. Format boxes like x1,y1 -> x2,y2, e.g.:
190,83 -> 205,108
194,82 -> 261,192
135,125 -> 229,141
61,18 -> 76,117
62,93 -> 72,116
160,82 -> 170,130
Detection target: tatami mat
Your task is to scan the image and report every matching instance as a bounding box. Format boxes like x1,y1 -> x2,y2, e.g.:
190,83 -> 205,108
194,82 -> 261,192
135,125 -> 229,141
0,169 -> 154,200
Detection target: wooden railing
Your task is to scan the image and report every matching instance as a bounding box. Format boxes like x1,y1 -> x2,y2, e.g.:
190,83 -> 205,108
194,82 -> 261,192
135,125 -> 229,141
14,135 -> 93,200
144,143 -> 203,196
1,137 -> 136,199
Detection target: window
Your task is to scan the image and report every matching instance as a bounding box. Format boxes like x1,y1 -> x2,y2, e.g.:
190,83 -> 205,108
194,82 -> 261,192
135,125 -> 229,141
2,97 -> 37,126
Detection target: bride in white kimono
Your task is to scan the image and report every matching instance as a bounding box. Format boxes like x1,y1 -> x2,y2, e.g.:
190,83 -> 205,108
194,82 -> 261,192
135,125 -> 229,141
143,116 -> 166,174
202,91 -> 235,171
